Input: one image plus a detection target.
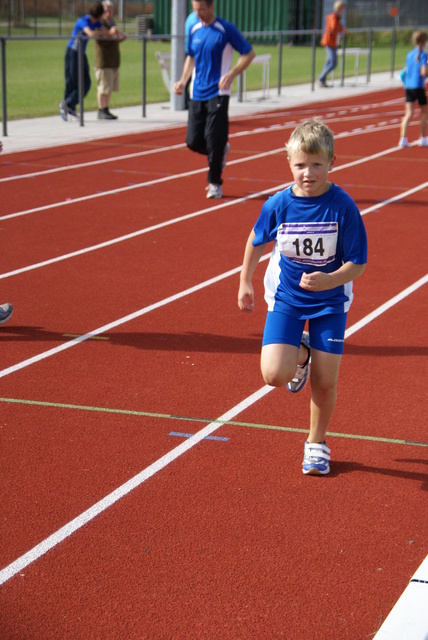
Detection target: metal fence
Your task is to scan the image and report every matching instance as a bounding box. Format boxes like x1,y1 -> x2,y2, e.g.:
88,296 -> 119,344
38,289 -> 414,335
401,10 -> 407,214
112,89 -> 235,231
2,24 -> 420,136
1,0 -> 426,36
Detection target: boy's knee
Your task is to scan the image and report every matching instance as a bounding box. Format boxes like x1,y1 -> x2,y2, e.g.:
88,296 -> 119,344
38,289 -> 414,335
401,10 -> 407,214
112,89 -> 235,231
261,364 -> 296,388
310,374 -> 337,398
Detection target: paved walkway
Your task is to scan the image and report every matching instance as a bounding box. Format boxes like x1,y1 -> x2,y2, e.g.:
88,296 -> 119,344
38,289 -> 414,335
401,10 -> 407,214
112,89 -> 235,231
1,72 -> 401,154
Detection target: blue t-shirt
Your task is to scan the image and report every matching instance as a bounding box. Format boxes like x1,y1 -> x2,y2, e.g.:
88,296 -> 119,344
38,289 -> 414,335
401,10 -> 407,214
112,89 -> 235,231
253,184 -> 368,318
188,17 -> 252,100
67,15 -> 102,53
405,47 -> 427,89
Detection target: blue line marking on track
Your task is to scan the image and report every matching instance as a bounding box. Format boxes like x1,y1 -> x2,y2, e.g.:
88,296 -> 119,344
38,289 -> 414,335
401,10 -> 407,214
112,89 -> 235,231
169,431 -> 229,442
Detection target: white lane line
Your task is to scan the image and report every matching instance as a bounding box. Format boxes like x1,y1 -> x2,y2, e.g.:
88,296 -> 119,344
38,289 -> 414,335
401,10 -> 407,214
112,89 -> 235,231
1,144 -> 422,281
345,274 -> 428,338
0,384 -> 274,587
0,147 -> 284,221
0,273 -> 426,586
0,113 -> 401,184
0,141 -> 187,183
0,122 -> 403,220
0,261 -> 268,379
0,170 -> 425,381
0,186 -> 283,279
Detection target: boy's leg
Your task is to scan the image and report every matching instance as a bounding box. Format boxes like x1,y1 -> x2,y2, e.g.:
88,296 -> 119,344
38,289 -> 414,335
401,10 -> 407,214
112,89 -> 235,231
301,313 -> 346,475
64,49 -> 79,109
261,343 -> 300,387
307,348 -> 342,443
260,311 -> 306,387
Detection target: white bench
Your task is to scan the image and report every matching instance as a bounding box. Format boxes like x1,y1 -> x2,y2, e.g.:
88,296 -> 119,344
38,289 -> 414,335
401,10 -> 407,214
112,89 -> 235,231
242,53 -> 271,99
155,51 -> 271,100
155,51 -> 172,91
335,47 -> 370,84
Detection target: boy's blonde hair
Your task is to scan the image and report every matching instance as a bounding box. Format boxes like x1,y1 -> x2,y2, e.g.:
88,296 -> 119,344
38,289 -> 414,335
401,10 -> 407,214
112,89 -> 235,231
286,119 -> 335,162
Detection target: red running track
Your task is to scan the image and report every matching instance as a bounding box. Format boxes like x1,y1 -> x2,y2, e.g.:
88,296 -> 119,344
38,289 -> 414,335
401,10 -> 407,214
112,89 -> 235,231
0,87 -> 427,639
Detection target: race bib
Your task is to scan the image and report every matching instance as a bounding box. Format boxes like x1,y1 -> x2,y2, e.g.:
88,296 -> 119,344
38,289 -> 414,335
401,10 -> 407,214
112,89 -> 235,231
277,222 -> 338,266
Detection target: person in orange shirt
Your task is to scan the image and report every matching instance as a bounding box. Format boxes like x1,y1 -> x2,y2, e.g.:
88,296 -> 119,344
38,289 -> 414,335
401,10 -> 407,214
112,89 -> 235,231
318,1 -> 347,88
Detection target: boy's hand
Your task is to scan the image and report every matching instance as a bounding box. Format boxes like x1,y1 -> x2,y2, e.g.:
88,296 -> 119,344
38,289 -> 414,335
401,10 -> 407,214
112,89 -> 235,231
299,271 -> 332,291
238,283 -> 255,311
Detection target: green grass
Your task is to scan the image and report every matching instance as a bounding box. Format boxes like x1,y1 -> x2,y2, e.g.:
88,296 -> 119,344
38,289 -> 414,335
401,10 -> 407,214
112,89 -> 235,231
0,39 -> 407,120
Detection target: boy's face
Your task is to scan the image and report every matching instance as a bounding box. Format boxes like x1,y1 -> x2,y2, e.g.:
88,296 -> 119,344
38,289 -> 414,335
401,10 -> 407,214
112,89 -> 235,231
288,150 -> 335,198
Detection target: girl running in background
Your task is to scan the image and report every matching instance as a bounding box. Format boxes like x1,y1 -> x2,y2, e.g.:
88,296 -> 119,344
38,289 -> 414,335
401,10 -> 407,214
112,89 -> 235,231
399,30 -> 427,148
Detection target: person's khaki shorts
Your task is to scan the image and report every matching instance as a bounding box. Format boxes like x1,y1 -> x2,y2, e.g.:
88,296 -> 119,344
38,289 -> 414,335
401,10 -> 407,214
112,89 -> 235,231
95,68 -> 119,94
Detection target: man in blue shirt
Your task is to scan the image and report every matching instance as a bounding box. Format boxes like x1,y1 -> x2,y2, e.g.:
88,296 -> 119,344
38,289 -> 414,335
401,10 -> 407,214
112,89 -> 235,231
59,2 -> 118,121
174,0 -> 255,199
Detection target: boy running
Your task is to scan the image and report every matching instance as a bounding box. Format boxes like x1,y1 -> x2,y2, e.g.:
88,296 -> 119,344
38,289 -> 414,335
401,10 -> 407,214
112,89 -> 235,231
238,120 -> 367,475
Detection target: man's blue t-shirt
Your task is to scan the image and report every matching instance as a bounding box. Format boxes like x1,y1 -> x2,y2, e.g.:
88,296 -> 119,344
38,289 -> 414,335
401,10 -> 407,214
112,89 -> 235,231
67,15 -> 102,53
405,48 -> 428,89
253,184 -> 368,318
188,17 -> 252,100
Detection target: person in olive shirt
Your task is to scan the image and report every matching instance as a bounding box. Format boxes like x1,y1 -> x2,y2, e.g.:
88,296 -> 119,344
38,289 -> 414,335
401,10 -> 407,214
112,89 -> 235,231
94,0 -> 127,120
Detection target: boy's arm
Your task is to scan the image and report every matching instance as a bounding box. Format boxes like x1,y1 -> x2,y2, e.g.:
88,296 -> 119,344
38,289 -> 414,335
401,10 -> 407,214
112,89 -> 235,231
82,25 -> 101,38
238,230 -> 267,312
89,25 -> 120,38
299,261 -> 366,292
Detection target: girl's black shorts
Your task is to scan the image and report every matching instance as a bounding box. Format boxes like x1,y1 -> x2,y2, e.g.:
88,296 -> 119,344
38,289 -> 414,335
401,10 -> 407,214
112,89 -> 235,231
405,88 -> 427,105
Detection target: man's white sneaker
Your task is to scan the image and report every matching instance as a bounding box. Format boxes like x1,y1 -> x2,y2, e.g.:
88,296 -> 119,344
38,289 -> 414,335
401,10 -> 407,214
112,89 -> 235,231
206,183 -> 222,199
287,331 -> 310,393
419,137 -> 428,147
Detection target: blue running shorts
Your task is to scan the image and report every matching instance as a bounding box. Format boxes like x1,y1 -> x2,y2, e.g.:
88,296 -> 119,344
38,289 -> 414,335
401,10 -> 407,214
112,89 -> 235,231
262,310 -> 348,355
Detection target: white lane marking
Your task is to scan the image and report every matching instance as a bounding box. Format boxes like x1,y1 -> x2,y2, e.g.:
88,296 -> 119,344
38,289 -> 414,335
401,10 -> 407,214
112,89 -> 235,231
0,147 -> 284,221
0,273 -> 426,586
345,274 -> 428,338
0,111 -> 402,184
0,261 -> 267,379
1,145 -> 423,281
0,384 -> 274,587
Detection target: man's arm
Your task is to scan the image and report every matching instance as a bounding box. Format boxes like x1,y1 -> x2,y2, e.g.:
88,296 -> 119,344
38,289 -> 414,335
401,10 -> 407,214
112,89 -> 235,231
173,56 -> 195,95
219,49 -> 256,92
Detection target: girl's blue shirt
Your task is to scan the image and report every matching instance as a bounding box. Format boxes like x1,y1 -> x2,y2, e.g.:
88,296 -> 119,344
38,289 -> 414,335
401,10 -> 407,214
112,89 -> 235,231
405,47 -> 427,89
